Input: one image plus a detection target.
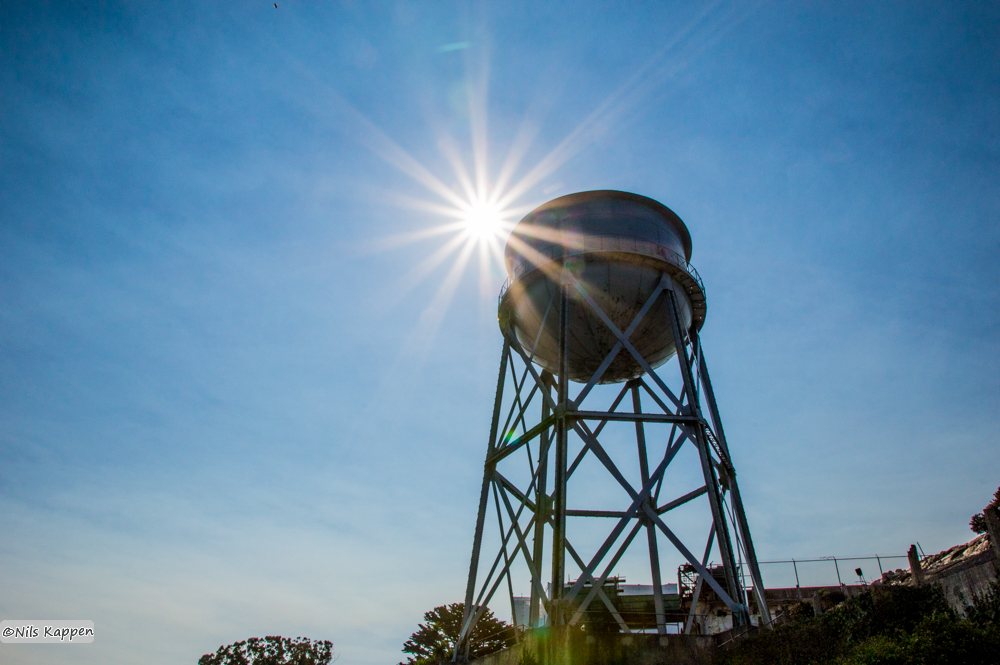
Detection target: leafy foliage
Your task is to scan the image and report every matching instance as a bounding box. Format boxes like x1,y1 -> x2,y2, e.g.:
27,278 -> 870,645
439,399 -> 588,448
400,602 -> 514,665
714,581 -> 1000,665
842,614 -> 1000,665
970,513 -> 988,534
198,636 -> 335,665
964,573 -> 1000,627
969,485 -> 1000,534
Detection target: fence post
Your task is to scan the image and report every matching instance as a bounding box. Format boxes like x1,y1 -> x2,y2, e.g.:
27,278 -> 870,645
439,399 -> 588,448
811,591 -> 822,617
907,545 -> 924,586
983,503 -> 1000,561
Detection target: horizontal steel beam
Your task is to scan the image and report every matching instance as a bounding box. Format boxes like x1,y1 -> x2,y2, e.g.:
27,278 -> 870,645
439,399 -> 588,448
566,509 -> 630,518
570,410 -> 699,425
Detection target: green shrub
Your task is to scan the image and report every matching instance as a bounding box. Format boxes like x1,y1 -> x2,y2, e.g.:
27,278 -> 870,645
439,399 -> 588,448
823,583 -> 953,644
716,581 -> 999,665
839,635 -> 906,665
964,573 -> 1000,626
902,613 -> 1000,665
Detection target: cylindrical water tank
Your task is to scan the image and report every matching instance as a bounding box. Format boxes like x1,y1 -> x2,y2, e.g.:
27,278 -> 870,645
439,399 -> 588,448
499,190 -> 707,384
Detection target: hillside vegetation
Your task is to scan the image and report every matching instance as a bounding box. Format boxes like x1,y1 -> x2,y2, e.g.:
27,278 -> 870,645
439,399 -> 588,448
715,577 -> 1000,665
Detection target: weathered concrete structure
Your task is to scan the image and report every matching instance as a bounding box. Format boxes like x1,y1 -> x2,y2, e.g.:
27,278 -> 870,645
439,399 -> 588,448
692,584 -> 869,633
511,573 -> 869,637
877,533 -> 998,615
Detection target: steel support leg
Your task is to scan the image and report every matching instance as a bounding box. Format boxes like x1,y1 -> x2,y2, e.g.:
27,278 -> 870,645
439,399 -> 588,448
550,277 -> 568,625
457,340 -> 509,661
684,525 -> 717,634
697,345 -> 771,626
529,371 -> 552,627
632,382 -> 666,635
665,289 -> 747,626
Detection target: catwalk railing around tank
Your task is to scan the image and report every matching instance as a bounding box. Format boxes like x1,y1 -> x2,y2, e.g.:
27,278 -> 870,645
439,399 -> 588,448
498,236 -> 705,306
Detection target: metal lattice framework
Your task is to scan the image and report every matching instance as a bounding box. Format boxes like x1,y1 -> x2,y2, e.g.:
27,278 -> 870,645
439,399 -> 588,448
454,269 -> 770,659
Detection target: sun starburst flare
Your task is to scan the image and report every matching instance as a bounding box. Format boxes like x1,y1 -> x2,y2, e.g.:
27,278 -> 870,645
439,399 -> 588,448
460,199 -> 505,240
341,2 -> 749,354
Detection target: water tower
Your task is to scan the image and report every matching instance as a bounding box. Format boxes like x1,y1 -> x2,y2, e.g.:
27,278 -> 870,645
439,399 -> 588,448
455,191 -> 770,656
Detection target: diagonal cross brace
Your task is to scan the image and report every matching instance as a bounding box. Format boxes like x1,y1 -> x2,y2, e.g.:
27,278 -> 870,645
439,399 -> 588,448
498,292 -> 554,444
457,445 -> 550,647
685,525 -> 717,635
568,521 -> 645,626
566,383 -> 631,479
491,482 -> 520,640
495,290 -> 557,448
489,413 -> 558,465
499,372 -> 538,446
495,472 -> 630,632
564,420 -> 743,614
495,476 -> 551,607
563,538 -> 633,633
638,379 -> 685,420
641,502 -> 745,614
505,330 -> 559,412
658,486 -> 707,514
571,273 -> 672,407
562,427 -> 686,605
569,275 -> 683,409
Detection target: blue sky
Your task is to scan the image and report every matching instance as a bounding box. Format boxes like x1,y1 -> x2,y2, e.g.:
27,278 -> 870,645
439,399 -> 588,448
1,2 -> 997,663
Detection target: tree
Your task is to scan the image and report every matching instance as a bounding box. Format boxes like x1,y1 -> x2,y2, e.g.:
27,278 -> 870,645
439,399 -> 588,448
970,486 -> 1000,534
400,603 -> 514,665
198,636 -> 335,665
972,513 -> 988,534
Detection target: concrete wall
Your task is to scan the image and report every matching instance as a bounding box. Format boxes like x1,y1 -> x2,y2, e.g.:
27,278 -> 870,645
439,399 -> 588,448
928,554 -> 998,615
877,534 -> 998,615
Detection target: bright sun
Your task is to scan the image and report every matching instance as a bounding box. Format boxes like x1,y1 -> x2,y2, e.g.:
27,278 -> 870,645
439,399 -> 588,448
461,200 -> 505,240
